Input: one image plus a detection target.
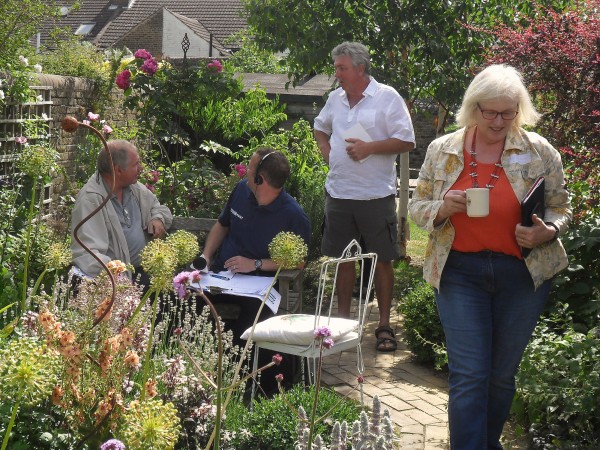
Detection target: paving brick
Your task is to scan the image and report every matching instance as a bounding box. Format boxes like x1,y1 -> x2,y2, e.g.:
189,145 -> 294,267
315,296 -> 449,448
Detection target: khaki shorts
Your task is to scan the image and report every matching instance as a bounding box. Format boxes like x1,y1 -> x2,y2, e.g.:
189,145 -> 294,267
321,193 -> 400,261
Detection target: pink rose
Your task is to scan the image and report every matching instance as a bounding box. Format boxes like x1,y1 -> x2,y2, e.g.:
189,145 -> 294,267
134,49 -> 152,60
115,70 -> 131,90
15,136 -> 27,144
140,58 -> 158,76
207,59 -> 223,74
235,164 -> 247,178
102,124 -> 113,134
87,112 -> 100,121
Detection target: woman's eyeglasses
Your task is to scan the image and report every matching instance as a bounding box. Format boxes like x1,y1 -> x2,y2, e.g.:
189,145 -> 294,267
477,104 -> 519,120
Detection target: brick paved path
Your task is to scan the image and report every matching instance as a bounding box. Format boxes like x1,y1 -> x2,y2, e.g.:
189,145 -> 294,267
320,297 -> 450,449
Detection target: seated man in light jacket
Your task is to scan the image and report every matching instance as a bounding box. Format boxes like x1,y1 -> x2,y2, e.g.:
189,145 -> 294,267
70,140 -> 173,282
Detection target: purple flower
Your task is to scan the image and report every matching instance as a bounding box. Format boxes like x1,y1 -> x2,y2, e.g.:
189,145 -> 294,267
207,59 -> 223,73
235,164 -> 247,178
15,136 -> 27,144
272,353 -> 283,365
115,70 -> 131,90
134,49 -> 153,60
100,439 -> 125,450
173,271 -> 193,299
275,373 -> 284,382
140,57 -> 158,76
145,183 -> 155,192
314,326 -> 332,339
87,111 -> 100,121
102,124 -> 113,134
322,338 -> 335,349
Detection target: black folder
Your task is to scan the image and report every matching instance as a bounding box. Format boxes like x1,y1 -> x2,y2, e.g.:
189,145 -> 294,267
521,176 -> 545,257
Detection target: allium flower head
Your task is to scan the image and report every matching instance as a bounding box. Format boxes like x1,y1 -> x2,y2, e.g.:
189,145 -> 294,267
140,239 -> 177,292
101,439 -> 126,450
45,241 -> 71,270
0,337 -> 61,406
166,230 -> 199,266
17,144 -> 60,179
140,57 -> 158,76
121,399 -> 180,450
134,49 -> 153,60
207,59 -> 223,73
116,69 -> 132,90
268,231 -> 308,269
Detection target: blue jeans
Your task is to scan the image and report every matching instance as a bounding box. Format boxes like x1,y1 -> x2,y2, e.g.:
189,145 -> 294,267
435,251 -> 550,450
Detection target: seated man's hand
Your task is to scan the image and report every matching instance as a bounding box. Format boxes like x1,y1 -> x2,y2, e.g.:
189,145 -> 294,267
149,218 -> 166,239
224,256 -> 254,274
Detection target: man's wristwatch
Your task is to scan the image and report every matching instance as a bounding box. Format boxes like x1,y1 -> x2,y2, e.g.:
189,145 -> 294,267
254,259 -> 263,271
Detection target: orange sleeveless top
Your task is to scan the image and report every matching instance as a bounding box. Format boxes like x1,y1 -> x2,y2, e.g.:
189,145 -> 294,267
449,148 -> 522,258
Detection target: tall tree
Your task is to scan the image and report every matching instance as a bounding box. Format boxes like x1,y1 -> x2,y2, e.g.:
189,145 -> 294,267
0,0 -> 77,67
243,0 -> 573,119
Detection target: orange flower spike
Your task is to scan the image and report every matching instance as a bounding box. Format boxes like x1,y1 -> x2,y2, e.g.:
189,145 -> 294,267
59,330 -> 76,347
120,327 -> 134,349
52,385 -> 64,406
124,350 -> 140,368
145,378 -> 157,398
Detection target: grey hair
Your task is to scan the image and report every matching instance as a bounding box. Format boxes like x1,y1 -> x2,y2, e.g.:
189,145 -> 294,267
331,41 -> 371,75
456,64 -> 541,129
97,140 -> 136,174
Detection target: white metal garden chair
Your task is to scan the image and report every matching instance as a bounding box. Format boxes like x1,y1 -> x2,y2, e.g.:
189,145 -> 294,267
242,239 -> 377,398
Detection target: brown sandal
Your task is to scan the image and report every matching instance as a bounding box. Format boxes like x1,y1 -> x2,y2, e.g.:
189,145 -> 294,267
375,325 -> 397,352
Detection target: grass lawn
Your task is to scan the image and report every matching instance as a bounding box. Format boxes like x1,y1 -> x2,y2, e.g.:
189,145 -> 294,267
406,216 -> 428,264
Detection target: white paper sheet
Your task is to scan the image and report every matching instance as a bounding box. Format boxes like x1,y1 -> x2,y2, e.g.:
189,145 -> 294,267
342,122 -> 373,163
190,273 -> 281,314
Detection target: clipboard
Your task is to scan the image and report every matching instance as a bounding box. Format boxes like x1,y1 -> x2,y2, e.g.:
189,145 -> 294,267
520,176 -> 545,257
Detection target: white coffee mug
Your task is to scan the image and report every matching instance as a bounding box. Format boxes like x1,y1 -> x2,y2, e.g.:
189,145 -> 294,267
466,188 -> 489,217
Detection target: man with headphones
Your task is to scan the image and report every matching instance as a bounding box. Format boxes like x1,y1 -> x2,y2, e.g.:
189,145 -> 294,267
198,147 -> 310,277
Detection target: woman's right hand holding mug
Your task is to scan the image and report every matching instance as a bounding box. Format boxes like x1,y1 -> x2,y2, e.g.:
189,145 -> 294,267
434,190 -> 467,225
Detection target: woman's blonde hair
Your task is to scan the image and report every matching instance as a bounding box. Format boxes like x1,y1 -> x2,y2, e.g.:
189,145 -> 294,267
455,64 -> 540,129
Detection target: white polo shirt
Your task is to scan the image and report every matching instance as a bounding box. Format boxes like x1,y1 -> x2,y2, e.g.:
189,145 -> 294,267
314,78 -> 415,200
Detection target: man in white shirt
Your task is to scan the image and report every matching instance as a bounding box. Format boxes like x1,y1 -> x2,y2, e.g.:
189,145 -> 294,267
314,41 -> 415,352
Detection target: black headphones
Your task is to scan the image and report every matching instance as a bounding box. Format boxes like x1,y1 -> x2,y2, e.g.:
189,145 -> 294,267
254,151 -> 276,185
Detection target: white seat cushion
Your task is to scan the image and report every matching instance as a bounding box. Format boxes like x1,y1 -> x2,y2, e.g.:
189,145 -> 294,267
241,314 -> 359,345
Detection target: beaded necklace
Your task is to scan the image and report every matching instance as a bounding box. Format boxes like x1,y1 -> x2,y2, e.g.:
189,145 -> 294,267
468,127 -> 504,189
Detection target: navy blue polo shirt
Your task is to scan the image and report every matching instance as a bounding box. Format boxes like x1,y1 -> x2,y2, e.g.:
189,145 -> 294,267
211,180 -> 311,273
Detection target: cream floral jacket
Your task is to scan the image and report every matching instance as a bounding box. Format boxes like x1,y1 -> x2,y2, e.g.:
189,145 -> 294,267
408,127 -> 571,290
